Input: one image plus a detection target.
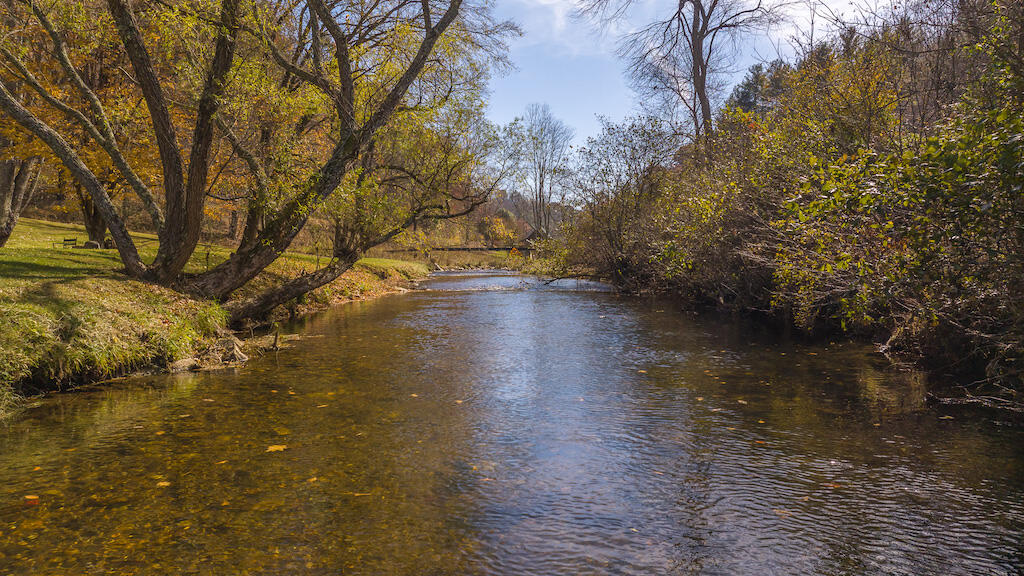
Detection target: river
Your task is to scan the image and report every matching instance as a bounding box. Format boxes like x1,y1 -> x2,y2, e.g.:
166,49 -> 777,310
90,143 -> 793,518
1,271 -> 1022,575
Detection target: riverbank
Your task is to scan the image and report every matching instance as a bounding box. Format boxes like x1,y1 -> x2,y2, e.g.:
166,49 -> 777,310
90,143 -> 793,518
0,219 -> 428,418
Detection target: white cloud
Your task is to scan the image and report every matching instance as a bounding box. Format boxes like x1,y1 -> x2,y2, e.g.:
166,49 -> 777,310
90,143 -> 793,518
497,0 -> 610,57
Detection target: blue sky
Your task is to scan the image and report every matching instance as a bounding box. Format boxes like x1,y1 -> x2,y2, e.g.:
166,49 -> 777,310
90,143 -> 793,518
485,0 -> 855,144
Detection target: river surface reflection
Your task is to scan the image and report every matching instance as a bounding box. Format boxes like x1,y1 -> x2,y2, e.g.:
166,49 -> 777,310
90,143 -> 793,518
1,271 -> 1022,574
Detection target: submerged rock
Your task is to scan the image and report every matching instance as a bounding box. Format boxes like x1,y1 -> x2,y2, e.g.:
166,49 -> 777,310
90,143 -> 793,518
169,358 -> 200,373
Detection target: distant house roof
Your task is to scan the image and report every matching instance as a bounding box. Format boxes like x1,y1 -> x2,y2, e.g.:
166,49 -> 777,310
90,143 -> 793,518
523,229 -> 544,243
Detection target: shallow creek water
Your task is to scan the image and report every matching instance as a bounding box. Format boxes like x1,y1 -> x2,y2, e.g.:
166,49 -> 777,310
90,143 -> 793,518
1,271 -> 1022,575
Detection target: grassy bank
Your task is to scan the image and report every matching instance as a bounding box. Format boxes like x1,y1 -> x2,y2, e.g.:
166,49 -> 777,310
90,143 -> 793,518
0,219 -> 428,418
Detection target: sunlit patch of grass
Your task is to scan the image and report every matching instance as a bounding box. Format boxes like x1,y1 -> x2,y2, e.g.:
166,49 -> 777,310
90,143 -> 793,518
356,258 -> 430,280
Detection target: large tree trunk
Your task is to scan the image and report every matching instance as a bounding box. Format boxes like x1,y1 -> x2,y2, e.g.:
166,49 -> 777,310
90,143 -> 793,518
77,184 -> 108,243
0,156 -> 42,247
106,0 -> 240,283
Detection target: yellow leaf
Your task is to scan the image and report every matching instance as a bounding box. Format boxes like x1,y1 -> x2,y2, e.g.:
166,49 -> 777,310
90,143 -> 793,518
266,445 -> 288,452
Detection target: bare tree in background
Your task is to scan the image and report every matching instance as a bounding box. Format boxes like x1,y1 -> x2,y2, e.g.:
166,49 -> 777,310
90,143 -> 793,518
511,103 -> 574,237
579,0 -> 782,143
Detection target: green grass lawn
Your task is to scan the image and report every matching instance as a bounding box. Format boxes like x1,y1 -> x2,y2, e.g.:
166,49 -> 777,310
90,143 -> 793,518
0,219 -> 428,417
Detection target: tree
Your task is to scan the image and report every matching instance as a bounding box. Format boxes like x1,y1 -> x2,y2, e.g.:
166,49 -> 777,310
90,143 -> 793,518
0,151 -> 41,247
562,117 -> 678,288
189,0 -> 515,321
507,103 -> 573,237
0,0 -> 513,320
579,0 -> 782,143
0,0 -> 241,278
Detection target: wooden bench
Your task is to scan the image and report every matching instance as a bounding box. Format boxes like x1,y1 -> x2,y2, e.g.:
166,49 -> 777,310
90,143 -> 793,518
52,237 -> 78,249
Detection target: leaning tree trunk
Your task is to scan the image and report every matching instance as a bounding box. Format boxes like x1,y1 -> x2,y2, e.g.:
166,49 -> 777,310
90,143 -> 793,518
222,221 -> 363,323
223,251 -> 360,324
0,156 -> 42,247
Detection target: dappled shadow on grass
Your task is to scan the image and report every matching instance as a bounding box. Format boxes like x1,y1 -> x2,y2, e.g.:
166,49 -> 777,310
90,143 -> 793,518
0,248 -> 126,281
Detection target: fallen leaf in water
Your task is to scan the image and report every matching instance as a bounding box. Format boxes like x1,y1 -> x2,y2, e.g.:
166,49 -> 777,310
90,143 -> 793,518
823,482 -> 842,489
308,477 -> 318,483
711,408 -> 722,412
270,389 -> 278,393
773,509 -> 793,517
156,481 -> 171,488
696,397 -> 704,402
410,393 -> 419,398
758,420 -> 766,424
316,404 -> 328,408
726,427 -> 737,431
287,390 -> 296,395
455,400 -> 463,404
24,495 -> 39,503
221,501 -> 230,506
266,445 -> 288,452
202,398 -> 214,402
939,415 -> 954,420
155,431 -> 165,435
32,466 -> 41,472
755,440 -> 767,444
637,370 -> 647,374
215,460 -> 228,465
737,400 -> 748,405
